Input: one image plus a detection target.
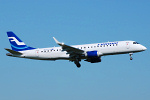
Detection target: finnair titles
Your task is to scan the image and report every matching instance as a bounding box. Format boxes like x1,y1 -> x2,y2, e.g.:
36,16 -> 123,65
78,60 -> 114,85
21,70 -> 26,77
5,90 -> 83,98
5,31 -> 147,68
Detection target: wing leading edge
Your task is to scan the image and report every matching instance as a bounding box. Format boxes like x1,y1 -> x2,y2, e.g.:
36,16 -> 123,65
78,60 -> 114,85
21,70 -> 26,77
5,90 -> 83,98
53,37 -> 84,55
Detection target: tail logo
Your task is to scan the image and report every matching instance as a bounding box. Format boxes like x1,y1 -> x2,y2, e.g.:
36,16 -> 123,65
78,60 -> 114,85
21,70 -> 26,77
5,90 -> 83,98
9,37 -> 25,45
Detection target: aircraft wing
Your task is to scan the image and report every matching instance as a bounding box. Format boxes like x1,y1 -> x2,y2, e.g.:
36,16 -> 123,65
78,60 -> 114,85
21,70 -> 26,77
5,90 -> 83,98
53,37 -> 84,55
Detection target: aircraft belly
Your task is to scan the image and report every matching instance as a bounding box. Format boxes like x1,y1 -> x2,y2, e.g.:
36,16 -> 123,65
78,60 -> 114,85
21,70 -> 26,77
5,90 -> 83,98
38,52 -> 69,59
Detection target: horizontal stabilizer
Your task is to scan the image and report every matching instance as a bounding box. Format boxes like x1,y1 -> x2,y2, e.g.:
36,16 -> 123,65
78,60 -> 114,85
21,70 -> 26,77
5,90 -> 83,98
5,48 -> 22,55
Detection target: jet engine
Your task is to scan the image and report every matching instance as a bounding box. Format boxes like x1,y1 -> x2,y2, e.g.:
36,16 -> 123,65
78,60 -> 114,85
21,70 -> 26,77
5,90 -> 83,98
85,51 -> 102,58
85,57 -> 101,63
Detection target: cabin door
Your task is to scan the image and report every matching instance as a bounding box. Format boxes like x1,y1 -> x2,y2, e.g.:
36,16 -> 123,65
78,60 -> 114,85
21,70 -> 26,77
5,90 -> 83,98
126,42 -> 130,49
35,50 -> 39,57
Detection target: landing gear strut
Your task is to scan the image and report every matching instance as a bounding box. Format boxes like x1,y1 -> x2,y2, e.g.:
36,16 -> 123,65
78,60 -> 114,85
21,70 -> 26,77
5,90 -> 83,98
129,53 -> 133,60
74,58 -> 81,68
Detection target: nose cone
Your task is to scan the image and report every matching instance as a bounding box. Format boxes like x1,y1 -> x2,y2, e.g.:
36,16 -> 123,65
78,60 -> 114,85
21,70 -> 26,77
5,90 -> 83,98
142,46 -> 147,51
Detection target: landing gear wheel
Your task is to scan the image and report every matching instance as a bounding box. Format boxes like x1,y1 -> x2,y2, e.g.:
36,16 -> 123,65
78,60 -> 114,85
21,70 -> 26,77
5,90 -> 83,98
130,57 -> 133,60
129,53 -> 133,61
74,58 -> 81,68
76,63 -> 81,68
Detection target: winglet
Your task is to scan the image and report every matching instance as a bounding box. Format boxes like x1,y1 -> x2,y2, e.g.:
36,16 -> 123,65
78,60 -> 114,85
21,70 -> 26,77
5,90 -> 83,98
53,37 -> 60,44
53,37 -> 64,46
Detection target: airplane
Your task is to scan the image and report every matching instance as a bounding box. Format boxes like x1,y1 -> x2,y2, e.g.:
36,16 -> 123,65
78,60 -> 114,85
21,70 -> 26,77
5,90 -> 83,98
5,31 -> 147,68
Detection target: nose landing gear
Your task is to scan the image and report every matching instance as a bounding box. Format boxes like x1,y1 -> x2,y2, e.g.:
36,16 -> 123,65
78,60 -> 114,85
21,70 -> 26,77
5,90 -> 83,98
129,53 -> 133,60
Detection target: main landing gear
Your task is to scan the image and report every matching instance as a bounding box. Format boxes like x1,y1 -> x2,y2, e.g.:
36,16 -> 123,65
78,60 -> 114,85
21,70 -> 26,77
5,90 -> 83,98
74,58 -> 81,68
129,53 -> 133,60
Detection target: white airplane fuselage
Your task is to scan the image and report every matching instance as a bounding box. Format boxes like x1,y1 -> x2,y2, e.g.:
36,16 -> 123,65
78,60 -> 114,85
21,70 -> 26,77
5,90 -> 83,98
5,32 -> 147,68
13,41 -> 146,60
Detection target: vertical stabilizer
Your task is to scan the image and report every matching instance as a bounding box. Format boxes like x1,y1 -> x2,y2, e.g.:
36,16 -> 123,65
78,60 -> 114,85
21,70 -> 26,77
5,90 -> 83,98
7,31 -> 35,51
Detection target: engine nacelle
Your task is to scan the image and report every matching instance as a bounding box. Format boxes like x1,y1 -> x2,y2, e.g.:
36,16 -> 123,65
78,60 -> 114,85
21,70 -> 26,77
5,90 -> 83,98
85,57 -> 101,63
85,51 -> 102,58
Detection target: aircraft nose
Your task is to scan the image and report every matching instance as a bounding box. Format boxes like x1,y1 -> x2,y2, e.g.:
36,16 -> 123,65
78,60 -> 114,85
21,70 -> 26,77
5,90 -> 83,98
142,46 -> 147,51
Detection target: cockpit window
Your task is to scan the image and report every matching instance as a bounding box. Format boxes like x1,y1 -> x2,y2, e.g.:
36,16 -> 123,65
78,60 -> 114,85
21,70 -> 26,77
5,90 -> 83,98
133,42 -> 139,44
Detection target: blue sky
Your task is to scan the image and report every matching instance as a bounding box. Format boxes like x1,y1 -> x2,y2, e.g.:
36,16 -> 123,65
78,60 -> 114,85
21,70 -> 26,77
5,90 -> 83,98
0,0 -> 150,100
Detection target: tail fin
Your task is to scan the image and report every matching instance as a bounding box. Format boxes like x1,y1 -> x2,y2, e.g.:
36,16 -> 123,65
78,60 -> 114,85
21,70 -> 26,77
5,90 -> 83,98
7,31 -> 36,51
